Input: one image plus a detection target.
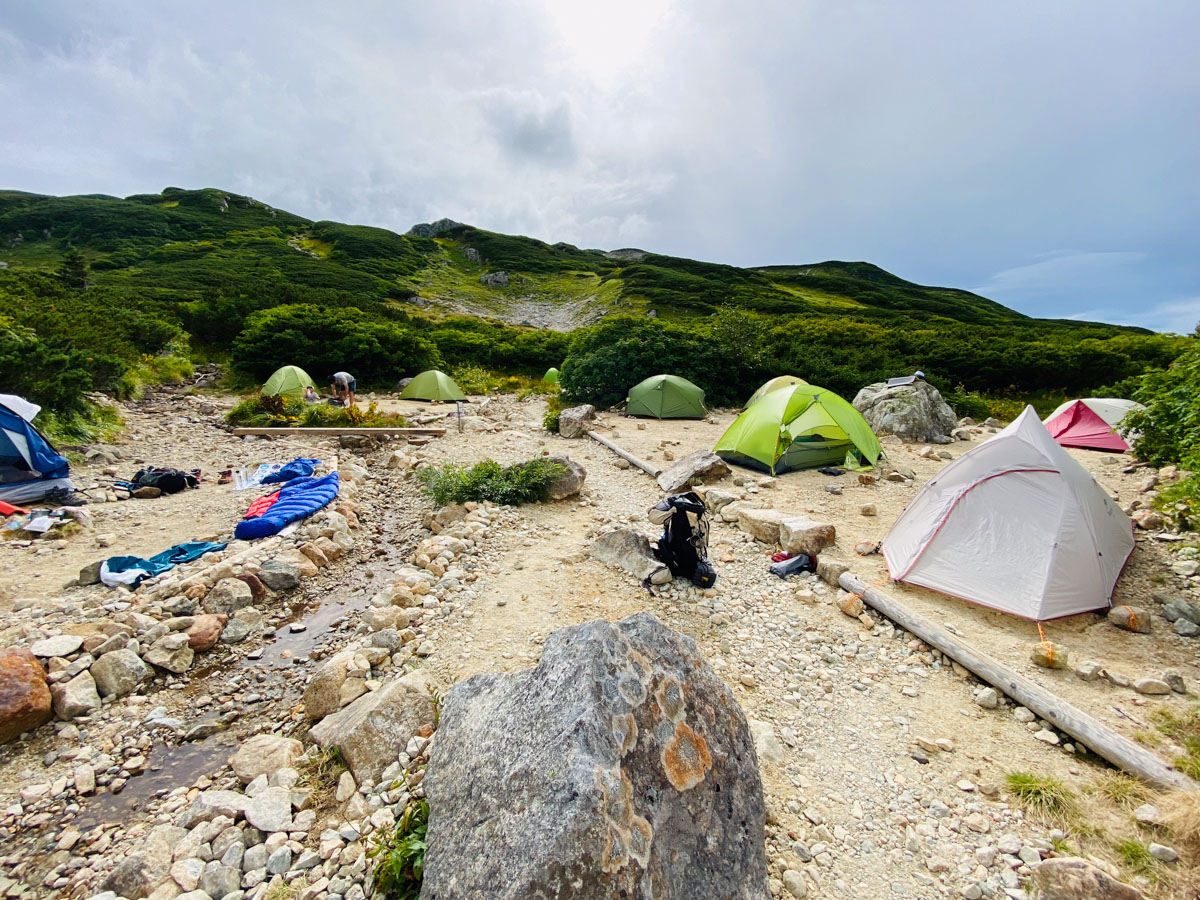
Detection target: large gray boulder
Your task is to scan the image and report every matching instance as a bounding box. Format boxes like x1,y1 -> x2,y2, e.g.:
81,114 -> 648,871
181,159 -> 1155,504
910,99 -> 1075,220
545,456 -> 586,500
588,527 -> 660,581
308,672 -> 436,785
420,613 -> 767,899
852,380 -> 957,443
557,404 -> 596,439
657,450 -> 729,493
1029,857 -> 1144,899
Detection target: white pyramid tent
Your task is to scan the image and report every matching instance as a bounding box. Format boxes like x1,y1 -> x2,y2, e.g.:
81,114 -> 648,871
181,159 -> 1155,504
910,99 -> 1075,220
882,406 -> 1135,620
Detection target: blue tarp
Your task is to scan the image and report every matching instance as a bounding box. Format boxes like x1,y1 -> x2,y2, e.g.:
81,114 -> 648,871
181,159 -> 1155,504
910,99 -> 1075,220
101,540 -> 228,587
235,472 -> 340,540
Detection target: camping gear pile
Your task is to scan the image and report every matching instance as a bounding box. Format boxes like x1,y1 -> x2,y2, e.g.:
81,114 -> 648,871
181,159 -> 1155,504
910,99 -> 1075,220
626,375 -> 708,419
4,504 -> 91,538
646,492 -> 716,587
1043,397 -> 1145,452
235,472 -> 341,539
882,406 -> 1135,620
0,394 -> 76,506
715,383 -> 882,474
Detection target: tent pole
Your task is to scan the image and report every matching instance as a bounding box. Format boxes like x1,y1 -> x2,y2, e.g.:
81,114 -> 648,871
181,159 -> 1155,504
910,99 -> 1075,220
833,569 -> 1196,791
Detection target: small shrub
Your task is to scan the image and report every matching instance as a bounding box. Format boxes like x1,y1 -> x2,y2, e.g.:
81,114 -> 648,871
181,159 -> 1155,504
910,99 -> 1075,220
369,796 -> 429,900
448,364 -> 501,394
226,395 -> 407,429
1114,838 -> 1160,877
39,402 -> 123,445
417,457 -> 566,506
1005,771 -> 1076,818
542,393 -> 565,433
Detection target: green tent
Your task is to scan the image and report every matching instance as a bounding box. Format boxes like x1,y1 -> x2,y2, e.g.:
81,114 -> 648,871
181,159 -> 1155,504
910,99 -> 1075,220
543,367 -> 560,384
400,370 -> 467,402
626,375 -> 707,419
746,375 -> 808,407
715,383 -> 881,474
262,365 -> 317,402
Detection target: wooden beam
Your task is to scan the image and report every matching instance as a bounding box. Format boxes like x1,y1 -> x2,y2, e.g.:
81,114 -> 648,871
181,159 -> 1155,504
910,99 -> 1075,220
587,431 -> 662,478
232,427 -> 446,436
835,570 -> 1196,791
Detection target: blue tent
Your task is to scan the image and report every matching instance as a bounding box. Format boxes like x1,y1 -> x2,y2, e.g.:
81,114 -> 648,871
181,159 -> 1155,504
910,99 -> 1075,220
0,397 -> 74,504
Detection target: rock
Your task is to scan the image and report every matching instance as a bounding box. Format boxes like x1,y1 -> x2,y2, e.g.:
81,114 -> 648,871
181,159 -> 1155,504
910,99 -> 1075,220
656,450 -> 730,493
701,489 -> 738,514
30,634 -> 84,658
1133,678 -> 1171,696
557,404 -> 596,439
588,527 -> 660,581
479,271 -> 509,287
101,853 -> 155,899
860,503 -> 877,516
1162,669 -> 1187,693
203,578 -> 253,616
1074,660 -> 1103,681
1163,598 -> 1200,624
852,380 -> 957,443
1133,803 -> 1161,825
838,594 -> 864,618
779,516 -> 836,557
304,650 -> 355,720
220,617 -> 253,644
0,648 -> 52,743
1147,842 -> 1178,863
258,559 -> 300,592
1106,605 -> 1152,633
235,573 -> 269,603
545,456 -> 586,500
1031,642 -> 1069,668
243,786 -> 293,833
1172,618 -> 1199,638
186,614 -> 227,651
975,688 -> 999,709
79,560 -> 104,586
782,869 -> 807,898
50,671 -> 101,720
180,789 -> 247,828
1029,857 -> 1144,899
309,672 -> 436,785
145,633 -> 194,673
421,613 -> 767,899
738,508 -> 786,544
131,485 -> 163,499
748,718 -> 786,767
90,648 -> 148,697
230,734 -> 303,784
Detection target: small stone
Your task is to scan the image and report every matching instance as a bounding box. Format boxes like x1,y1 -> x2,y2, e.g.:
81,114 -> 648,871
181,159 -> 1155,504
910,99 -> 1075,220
1162,669 -> 1187,694
1106,605 -> 1152,634
30,634 -> 84,658
1033,729 -> 1060,745
1013,707 -> 1036,723
782,869 -> 807,898
1074,661 -> 1103,681
1133,678 -> 1171,696
1173,618 -> 1200,637
860,504 -> 877,517
1030,642 -> 1069,668
1148,842 -> 1178,863
974,688 -> 999,709
1133,803 -> 1161,825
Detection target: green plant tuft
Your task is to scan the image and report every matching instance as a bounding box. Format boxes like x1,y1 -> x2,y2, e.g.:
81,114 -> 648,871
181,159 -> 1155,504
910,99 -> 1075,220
417,457 -> 566,506
1005,771 -> 1076,818
369,796 -> 429,900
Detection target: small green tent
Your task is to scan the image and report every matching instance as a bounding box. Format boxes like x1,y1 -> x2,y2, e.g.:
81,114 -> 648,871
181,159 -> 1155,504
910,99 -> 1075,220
715,383 -> 881,474
262,365 -> 317,402
626,375 -> 707,419
746,375 -> 808,407
400,370 -> 467,402
543,367 -> 560,384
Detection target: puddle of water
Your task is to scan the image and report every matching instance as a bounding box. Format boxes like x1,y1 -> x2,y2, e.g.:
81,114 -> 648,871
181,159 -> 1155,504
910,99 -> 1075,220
245,591 -> 371,670
72,737 -> 238,831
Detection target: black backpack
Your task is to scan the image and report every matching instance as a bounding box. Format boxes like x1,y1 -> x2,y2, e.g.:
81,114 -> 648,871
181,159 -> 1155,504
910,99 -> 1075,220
647,492 -> 717,588
133,466 -> 198,494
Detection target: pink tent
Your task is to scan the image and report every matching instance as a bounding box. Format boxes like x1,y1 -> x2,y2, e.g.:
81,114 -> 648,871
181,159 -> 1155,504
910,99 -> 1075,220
1045,400 -> 1130,452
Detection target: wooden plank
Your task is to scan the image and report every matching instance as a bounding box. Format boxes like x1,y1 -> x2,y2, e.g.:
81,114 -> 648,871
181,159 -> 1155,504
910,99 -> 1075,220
587,431 -> 662,478
232,427 -> 446,436
836,570 -> 1196,791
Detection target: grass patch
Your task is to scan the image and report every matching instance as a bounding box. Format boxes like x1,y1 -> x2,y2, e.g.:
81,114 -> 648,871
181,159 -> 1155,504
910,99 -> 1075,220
1114,838 -> 1161,878
262,878 -> 295,900
1090,771 -> 1151,809
417,457 -> 566,506
1006,771 -> 1076,819
39,402 -> 123,446
1149,704 -> 1200,780
1161,790 -> 1200,855
226,394 -> 407,429
297,745 -> 348,816
541,393 -> 565,433
369,796 -> 429,900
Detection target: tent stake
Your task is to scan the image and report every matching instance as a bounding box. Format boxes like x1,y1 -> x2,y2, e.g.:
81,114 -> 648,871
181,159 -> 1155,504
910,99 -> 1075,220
832,569 -> 1196,791
587,431 -> 662,478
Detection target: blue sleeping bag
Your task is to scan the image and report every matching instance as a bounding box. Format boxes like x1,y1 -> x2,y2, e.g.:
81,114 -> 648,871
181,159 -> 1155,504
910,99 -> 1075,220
235,472 -> 340,540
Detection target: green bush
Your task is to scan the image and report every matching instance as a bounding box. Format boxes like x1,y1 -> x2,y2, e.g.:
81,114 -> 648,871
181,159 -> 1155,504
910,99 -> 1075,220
542,393 -> 565,432
417,457 -> 567,506
368,797 -> 428,900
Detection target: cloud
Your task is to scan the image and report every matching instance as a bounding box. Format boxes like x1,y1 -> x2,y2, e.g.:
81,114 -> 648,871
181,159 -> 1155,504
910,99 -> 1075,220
0,0 -> 1197,330
1066,297 -> 1200,334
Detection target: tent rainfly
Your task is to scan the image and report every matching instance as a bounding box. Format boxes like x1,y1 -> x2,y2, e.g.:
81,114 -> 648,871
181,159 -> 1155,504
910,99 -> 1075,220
542,367 -> 560,384
400,370 -> 467,402
715,383 -> 881,474
625,375 -> 707,419
1044,398 -> 1146,453
882,406 -> 1135,621
0,396 -> 74,504
745,375 -> 808,408
262,365 -> 317,402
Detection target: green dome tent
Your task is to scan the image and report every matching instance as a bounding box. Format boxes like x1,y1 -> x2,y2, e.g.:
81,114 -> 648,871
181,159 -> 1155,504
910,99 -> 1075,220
542,367 -> 560,384
262,365 -> 317,402
715,383 -> 881,474
400,370 -> 467,402
746,375 -> 808,407
626,375 -> 707,419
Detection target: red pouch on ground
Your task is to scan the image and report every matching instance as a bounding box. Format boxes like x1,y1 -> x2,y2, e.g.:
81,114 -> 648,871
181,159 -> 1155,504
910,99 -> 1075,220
771,551 -> 792,563
0,502 -> 29,516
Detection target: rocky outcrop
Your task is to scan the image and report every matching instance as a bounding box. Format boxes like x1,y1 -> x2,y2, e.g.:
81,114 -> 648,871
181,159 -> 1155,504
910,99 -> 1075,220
1029,857 -> 1144,899
406,218 -> 464,238
309,672 -> 437,785
852,380 -> 957,443
479,271 -> 509,287
557,404 -> 596,439
588,528 -> 660,581
656,450 -> 730,493
421,613 -> 767,899
545,456 -> 586,499
0,648 -> 52,743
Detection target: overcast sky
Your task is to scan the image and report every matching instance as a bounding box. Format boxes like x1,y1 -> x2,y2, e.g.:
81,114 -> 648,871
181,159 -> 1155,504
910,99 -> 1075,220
2,1 -> 1198,332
